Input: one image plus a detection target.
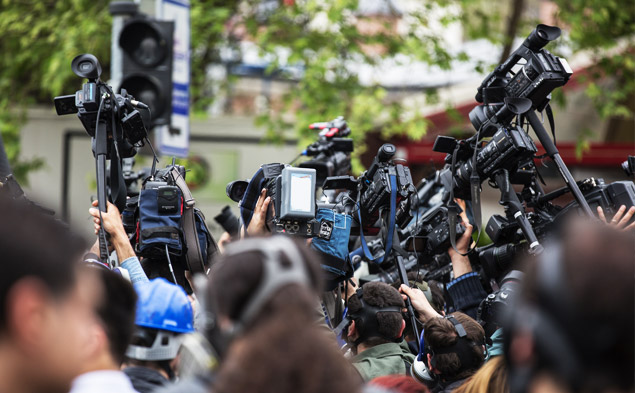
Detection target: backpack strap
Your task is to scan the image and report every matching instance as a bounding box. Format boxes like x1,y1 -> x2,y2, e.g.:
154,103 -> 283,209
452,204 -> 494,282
170,167 -> 205,274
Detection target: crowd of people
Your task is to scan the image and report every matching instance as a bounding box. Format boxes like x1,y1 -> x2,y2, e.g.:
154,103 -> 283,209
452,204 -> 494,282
0,184 -> 633,393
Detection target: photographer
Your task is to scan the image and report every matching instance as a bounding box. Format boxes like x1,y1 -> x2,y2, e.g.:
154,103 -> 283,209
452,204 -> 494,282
124,278 -> 195,392
345,282 -> 415,381
0,195 -> 99,393
423,313 -> 486,393
70,265 -> 139,393
202,236 -> 361,393
506,218 -> 634,393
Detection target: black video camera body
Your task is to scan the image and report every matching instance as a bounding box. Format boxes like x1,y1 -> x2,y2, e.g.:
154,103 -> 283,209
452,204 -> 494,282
358,144 -> 416,230
401,205 -> 466,257
434,125 -> 538,200
54,54 -> 148,158
471,25 -> 572,136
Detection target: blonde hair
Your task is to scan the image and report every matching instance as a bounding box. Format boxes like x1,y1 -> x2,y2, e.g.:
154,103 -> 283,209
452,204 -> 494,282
452,356 -> 508,393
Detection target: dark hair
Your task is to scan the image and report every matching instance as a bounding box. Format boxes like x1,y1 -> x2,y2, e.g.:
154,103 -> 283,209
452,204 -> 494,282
424,312 -> 485,381
91,267 -> 137,364
209,237 -> 361,393
519,219 -> 634,391
347,281 -> 405,347
426,280 -> 446,314
0,195 -> 86,331
208,239 -> 323,324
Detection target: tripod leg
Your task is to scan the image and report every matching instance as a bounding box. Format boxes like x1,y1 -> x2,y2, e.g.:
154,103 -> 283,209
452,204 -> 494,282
526,110 -> 593,217
493,169 -> 543,255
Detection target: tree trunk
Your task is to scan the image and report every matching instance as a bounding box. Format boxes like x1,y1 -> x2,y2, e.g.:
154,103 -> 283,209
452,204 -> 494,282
499,0 -> 526,63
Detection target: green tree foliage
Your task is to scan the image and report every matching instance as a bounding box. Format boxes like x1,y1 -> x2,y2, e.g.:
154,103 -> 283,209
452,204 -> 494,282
1,0 -> 632,182
553,0 -> 635,119
231,0 -> 462,168
0,0 -> 111,183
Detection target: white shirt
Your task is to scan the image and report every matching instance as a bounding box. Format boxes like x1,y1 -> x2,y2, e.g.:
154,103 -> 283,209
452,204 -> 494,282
69,370 -> 139,393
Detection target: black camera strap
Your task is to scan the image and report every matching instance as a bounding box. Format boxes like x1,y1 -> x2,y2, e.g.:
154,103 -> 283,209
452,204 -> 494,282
357,172 -> 397,264
447,145 -> 480,257
533,104 -> 557,159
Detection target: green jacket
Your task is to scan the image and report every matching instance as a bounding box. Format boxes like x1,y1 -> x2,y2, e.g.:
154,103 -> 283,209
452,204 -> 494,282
352,341 -> 416,382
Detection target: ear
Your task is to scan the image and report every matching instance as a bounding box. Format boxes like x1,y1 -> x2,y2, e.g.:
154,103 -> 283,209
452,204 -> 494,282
397,319 -> 406,338
347,320 -> 358,340
6,279 -> 49,354
85,321 -> 106,358
427,353 -> 441,374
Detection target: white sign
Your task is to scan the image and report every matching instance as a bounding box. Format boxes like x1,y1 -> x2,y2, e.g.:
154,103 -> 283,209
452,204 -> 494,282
158,0 -> 190,157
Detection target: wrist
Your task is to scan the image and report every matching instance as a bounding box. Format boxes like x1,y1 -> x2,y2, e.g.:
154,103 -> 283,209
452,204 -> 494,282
111,229 -> 129,244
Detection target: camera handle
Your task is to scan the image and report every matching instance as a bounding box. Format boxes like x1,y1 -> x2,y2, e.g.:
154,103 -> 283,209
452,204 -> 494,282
526,110 -> 593,217
492,169 -> 543,255
395,252 -> 421,353
94,119 -> 111,265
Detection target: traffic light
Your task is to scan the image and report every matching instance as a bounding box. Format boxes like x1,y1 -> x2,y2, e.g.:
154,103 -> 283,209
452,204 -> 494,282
119,16 -> 174,128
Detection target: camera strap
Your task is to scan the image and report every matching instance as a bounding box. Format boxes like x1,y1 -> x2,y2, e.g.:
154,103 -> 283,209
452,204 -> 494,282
533,104 -> 557,159
448,143 -> 481,257
358,173 -> 397,264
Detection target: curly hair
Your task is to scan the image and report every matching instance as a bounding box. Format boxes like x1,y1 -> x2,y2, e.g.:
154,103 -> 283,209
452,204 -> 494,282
347,282 -> 405,348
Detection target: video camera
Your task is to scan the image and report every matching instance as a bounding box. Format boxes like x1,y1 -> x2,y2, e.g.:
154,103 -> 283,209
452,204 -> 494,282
298,116 -> 354,186
54,54 -> 148,157
472,24 -> 572,136
325,144 -> 416,233
433,125 -> 538,200
54,53 -> 151,263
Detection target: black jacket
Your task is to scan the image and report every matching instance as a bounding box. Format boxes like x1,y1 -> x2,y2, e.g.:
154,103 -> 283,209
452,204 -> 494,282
124,366 -> 169,393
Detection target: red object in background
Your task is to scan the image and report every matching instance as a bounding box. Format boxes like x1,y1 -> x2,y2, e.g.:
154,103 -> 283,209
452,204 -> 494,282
400,141 -> 635,167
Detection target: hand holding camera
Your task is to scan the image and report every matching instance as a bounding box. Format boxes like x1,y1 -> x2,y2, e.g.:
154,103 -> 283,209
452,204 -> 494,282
89,200 -> 135,262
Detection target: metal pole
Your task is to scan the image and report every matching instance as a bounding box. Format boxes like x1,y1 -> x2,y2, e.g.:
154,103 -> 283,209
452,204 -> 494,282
526,110 -> 594,217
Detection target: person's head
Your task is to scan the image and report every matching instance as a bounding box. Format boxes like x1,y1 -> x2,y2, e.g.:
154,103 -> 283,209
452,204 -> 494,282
424,312 -> 485,382
0,196 -> 99,393
82,265 -> 137,368
346,281 -> 406,351
452,356 -> 508,393
125,278 -> 194,378
208,236 -> 361,393
507,219 -> 634,393
369,374 -> 430,393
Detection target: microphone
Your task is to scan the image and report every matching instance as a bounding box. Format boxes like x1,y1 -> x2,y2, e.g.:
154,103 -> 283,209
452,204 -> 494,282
129,99 -> 149,109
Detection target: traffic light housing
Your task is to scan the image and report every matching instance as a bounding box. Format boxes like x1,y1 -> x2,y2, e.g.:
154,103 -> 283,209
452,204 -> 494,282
119,17 -> 174,128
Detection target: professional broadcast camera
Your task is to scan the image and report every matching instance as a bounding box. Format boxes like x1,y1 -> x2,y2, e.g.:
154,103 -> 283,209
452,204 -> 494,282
471,24 -> 572,137
298,116 -> 354,186
54,53 -> 150,263
324,144 -> 416,233
54,54 -> 149,156
427,25 -> 635,282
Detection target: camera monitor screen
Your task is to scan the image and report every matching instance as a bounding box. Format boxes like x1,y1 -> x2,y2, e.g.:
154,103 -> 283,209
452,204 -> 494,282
290,172 -> 313,213
280,167 -> 316,220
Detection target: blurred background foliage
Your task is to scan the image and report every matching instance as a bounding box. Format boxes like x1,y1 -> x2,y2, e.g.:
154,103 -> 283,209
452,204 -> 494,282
0,0 -> 633,182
